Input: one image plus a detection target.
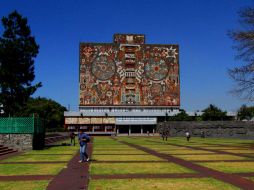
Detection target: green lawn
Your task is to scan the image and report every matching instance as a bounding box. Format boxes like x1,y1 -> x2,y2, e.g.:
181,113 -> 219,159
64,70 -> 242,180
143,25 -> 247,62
92,150 -> 148,154
0,139 -> 78,189
89,178 -> 240,190
89,136 -> 254,190
90,162 -> 195,175
92,154 -> 164,161
197,161 -> 254,173
0,181 -> 49,190
1,136 -> 254,190
0,163 -> 66,175
0,154 -> 73,162
173,154 -> 250,161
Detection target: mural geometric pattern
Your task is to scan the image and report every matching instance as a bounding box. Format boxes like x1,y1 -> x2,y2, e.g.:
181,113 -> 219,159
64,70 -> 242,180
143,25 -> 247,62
79,34 -> 180,107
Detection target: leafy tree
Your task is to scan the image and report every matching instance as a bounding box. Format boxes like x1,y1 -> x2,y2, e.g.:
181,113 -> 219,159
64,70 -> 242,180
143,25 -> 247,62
0,11 -> 41,116
202,104 -> 227,121
228,6 -> 254,100
168,109 -> 192,121
17,97 -> 67,130
237,104 -> 254,120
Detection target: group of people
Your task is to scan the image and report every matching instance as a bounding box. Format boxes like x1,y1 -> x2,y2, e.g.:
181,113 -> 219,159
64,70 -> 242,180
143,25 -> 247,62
160,131 -> 191,142
70,130 -> 90,163
160,131 -> 207,141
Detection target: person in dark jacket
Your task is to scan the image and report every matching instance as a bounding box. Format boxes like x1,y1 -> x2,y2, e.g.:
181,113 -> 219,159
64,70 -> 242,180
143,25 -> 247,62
78,130 -> 90,162
70,132 -> 75,146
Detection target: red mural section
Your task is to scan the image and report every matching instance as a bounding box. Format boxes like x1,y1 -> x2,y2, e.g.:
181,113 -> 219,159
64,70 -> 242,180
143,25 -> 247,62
79,34 -> 180,107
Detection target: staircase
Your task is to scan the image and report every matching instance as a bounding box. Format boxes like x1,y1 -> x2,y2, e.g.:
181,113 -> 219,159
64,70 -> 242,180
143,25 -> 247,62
0,145 -> 18,157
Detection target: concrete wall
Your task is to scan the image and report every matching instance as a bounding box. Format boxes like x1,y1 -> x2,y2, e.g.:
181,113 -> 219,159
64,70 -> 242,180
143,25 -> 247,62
163,121 -> 254,139
0,134 -> 33,151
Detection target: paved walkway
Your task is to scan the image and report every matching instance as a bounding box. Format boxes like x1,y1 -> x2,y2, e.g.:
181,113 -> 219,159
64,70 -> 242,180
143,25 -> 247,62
46,142 -> 93,190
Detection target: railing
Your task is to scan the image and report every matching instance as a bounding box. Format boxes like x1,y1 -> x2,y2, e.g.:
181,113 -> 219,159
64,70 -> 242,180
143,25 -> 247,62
0,115 -> 44,134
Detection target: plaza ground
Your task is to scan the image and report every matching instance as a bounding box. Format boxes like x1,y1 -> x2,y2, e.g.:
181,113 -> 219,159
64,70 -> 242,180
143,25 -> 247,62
1,136 -> 254,189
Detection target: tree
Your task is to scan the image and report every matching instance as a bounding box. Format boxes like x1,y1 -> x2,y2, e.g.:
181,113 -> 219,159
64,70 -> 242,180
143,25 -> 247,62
0,11 -> 41,116
202,104 -> 227,121
168,109 -> 192,121
17,97 -> 67,130
228,6 -> 254,100
237,104 -> 254,120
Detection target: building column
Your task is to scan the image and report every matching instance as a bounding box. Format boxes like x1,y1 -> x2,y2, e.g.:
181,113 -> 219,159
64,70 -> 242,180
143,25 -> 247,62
105,125 -> 107,132
129,125 -> 131,136
152,127 -> 155,135
141,125 -> 143,135
92,126 -> 94,132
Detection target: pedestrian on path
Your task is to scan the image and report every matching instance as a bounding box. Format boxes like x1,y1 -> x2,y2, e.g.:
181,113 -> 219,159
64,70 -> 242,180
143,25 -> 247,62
185,131 -> 190,142
162,131 -> 168,141
200,130 -> 205,138
70,131 -> 75,146
78,130 -> 90,162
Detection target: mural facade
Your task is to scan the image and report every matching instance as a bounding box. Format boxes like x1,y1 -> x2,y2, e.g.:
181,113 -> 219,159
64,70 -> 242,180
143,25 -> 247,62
79,34 -> 180,107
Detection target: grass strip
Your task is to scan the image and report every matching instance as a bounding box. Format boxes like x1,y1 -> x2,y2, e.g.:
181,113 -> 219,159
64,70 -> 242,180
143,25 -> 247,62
92,154 -> 163,161
0,180 -> 49,190
0,163 -> 66,176
197,162 -> 254,173
90,162 -> 195,175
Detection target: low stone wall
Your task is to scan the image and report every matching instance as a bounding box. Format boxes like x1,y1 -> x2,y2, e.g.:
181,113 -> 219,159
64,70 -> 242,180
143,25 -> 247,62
163,121 -> 254,139
0,134 -> 33,151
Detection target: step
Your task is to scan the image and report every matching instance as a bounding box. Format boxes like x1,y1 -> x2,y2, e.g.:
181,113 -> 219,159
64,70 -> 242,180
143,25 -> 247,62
0,150 -> 17,156
0,147 -> 9,151
0,148 -> 13,154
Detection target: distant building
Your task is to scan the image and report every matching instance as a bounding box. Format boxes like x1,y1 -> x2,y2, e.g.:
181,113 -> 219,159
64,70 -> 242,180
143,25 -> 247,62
64,34 -> 180,135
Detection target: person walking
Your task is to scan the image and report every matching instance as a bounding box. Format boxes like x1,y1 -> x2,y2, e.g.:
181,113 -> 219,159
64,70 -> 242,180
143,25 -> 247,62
162,131 -> 165,141
185,131 -> 191,142
70,131 -> 75,146
78,130 -> 90,163
200,131 -> 205,138
165,131 -> 169,141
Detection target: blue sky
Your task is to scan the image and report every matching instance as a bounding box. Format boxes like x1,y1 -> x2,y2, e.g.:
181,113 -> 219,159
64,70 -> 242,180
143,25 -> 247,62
0,0 -> 253,112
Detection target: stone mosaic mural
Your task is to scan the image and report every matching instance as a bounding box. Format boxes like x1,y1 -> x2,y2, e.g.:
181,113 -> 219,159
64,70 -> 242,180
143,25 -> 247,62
79,34 -> 180,106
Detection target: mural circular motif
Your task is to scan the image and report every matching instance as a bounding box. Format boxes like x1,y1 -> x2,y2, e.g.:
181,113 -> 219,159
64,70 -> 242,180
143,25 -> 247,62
92,55 -> 116,81
145,58 -> 168,81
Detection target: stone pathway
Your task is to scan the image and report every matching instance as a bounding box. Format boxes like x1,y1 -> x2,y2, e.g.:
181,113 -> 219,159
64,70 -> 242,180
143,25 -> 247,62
46,142 -> 93,190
